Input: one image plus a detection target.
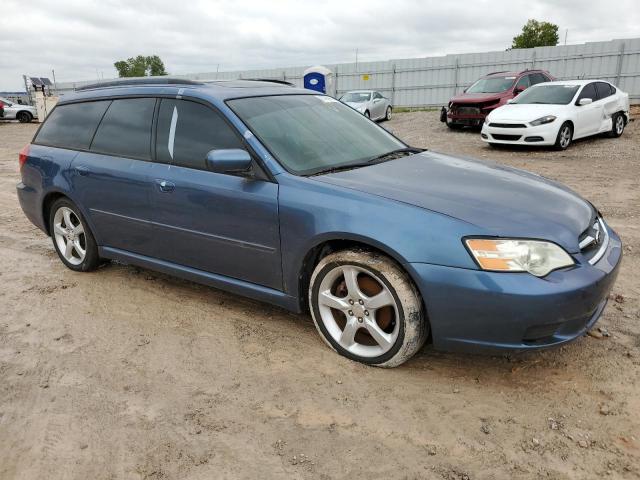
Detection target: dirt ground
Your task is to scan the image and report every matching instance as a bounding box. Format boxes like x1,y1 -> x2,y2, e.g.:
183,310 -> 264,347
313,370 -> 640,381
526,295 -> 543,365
0,112 -> 638,480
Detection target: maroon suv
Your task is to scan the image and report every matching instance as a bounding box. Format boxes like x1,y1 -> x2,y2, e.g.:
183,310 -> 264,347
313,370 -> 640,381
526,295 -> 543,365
440,69 -> 554,129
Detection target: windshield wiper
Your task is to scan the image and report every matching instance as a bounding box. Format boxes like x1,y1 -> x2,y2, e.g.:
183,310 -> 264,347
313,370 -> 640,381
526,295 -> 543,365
308,147 -> 425,176
366,147 -> 425,164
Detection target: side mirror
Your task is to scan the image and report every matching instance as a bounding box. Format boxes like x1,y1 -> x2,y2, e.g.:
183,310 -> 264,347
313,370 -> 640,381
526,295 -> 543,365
206,149 -> 252,174
578,98 -> 593,106
513,87 -> 524,95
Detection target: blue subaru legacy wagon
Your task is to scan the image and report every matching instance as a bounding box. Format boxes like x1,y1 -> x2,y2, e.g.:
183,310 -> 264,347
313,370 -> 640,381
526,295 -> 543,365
17,78 -> 621,367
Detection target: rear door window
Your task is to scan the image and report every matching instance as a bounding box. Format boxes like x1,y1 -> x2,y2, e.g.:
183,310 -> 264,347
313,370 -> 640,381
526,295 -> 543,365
595,82 -> 614,100
35,101 -> 111,150
155,99 -> 244,170
90,98 -> 156,160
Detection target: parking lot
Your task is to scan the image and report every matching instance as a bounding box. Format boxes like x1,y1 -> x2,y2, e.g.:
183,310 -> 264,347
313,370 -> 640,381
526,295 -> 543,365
0,112 -> 638,479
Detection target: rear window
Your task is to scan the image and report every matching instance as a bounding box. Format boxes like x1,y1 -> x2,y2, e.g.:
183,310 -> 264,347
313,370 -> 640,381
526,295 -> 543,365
91,98 -> 156,160
35,101 -> 111,150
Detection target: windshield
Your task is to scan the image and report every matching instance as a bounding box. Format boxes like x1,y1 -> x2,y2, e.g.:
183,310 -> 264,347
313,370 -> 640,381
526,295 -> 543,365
466,76 -> 516,93
340,92 -> 371,103
228,95 -> 405,176
512,84 -> 580,105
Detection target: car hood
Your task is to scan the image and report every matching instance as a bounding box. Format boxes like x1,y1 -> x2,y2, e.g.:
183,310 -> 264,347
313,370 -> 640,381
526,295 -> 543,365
450,92 -> 505,104
488,103 -> 568,122
314,151 -> 593,253
344,102 -> 367,109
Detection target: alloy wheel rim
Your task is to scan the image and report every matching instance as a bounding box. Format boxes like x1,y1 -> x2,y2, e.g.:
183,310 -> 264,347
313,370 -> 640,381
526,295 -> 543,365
616,116 -> 624,134
53,207 -> 86,265
317,265 -> 400,358
387,107 -> 392,119
560,127 -> 571,148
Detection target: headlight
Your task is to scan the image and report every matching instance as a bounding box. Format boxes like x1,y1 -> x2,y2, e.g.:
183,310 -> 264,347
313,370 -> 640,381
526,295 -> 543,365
484,116 -> 490,124
530,115 -> 556,126
465,238 -> 574,277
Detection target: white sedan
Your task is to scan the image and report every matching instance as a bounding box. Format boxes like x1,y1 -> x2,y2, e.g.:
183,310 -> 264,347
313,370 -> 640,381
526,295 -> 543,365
481,80 -> 630,150
339,90 -> 393,121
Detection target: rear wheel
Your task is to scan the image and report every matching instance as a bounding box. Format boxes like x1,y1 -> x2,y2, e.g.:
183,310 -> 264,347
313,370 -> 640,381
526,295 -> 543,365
17,111 -> 33,123
49,198 -> 101,272
385,106 -> 392,121
554,122 -> 573,150
309,249 -> 428,367
609,112 -> 625,138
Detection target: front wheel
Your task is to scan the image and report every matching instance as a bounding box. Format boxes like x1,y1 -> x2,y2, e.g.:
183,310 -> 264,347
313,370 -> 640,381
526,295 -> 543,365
385,106 -> 392,121
49,198 -> 101,272
554,122 -> 573,150
364,110 -> 370,119
309,249 -> 428,367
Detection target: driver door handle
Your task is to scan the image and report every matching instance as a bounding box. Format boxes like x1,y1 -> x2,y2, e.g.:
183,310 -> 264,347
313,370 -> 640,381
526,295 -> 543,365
156,179 -> 175,193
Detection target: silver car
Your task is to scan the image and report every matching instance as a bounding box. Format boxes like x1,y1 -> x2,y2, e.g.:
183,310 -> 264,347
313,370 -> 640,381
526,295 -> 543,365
340,90 -> 392,121
0,97 -> 38,123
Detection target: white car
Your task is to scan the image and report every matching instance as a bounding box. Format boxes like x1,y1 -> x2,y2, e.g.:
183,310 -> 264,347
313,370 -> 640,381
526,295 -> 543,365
340,90 -> 392,121
481,80 -> 630,150
0,96 -> 38,123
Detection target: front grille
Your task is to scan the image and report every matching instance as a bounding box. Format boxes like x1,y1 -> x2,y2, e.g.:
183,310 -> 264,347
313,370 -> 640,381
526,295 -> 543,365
579,216 -> 609,265
454,106 -> 481,115
489,123 -> 527,128
491,134 -> 521,141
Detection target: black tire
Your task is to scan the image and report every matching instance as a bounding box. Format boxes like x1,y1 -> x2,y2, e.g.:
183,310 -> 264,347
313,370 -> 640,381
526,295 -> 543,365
609,112 -> 625,138
364,110 -> 370,119
554,122 -> 573,151
385,106 -> 392,121
49,198 -> 101,272
17,111 -> 33,123
309,249 -> 428,368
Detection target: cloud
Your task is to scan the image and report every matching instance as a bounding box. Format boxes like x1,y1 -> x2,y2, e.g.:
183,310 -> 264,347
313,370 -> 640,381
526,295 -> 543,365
1,0 -> 638,90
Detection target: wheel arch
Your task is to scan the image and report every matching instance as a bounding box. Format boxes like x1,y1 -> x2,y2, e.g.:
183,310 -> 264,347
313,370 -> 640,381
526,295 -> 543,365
295,234 -> 420,313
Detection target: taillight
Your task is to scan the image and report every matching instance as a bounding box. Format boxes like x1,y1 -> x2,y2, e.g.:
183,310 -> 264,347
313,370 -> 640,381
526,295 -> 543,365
19,144 -> 30,170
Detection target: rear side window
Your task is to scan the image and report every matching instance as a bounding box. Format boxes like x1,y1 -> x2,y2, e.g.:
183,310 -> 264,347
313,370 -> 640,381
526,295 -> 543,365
595,82 -> 614,100
35,101 -> 110,150
156,99 -> 243,170
91,98 -> 156,160
577,83 -> 597,103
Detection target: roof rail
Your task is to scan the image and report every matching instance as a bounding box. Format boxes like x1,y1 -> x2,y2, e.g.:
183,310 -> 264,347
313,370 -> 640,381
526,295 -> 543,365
241,78 -> 296,87
75,78 -> 202,91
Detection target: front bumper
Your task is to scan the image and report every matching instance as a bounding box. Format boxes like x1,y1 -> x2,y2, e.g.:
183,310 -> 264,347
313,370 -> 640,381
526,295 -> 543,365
407,227 -> 622,354
481,121 -> 559,146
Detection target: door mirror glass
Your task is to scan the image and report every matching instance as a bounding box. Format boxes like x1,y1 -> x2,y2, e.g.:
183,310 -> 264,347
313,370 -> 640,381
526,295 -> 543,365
206,149 -> 252,173
578,98 -> 593,106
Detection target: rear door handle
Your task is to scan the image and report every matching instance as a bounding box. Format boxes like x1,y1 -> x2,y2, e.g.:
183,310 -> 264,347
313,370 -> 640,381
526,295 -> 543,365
156,179 -> 175,193
75,165 -> 90,176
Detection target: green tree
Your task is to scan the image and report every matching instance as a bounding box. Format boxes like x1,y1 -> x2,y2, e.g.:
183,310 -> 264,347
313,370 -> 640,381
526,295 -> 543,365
511,20 -> 559,49
114,55 -> 168,77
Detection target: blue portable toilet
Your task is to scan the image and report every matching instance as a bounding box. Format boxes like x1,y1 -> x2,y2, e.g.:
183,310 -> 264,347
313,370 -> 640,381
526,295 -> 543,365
303,66 -> 335,97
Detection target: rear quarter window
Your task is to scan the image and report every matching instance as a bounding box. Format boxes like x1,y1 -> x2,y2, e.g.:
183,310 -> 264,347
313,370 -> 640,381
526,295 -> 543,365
35,101 -> 111,150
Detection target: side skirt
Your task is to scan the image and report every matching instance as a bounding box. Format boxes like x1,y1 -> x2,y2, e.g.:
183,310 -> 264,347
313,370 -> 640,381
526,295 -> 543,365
99,246 -> 301,313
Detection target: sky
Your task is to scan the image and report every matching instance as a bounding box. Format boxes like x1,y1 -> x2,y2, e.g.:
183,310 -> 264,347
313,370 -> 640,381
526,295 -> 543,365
1,0 -> 639,91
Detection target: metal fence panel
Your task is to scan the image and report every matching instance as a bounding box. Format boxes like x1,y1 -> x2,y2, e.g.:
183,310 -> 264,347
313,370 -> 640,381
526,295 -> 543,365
54,37 -> 640,106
